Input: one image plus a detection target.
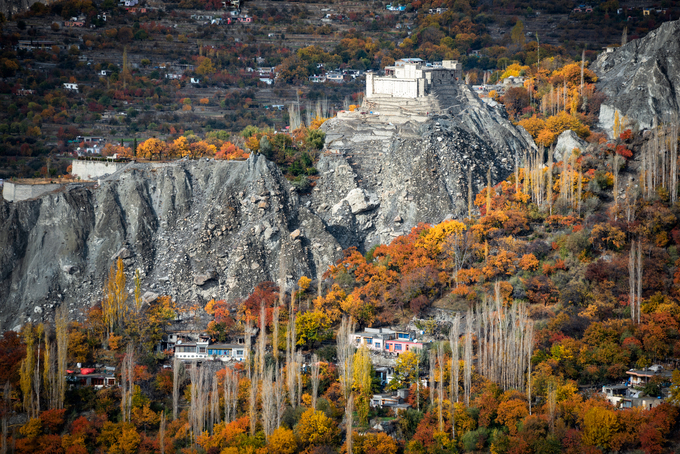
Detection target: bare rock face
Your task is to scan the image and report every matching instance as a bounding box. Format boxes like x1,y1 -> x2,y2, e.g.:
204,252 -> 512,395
592,19 -> 680,135
0,156 -> 340,330
0,88 -> 535,330
311,89 -> 536,251
554,130 -> 588,162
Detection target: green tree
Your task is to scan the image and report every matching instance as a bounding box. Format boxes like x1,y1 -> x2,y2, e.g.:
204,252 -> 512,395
511,20 -> 525,47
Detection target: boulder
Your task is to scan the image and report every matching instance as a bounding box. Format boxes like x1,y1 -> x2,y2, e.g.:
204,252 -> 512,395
194,270 -> 217,286
345,188 -> 379,214
111,247 -> 132,261
142,292 -> 159,304
554,130 -> 588,162
61,265 -> 78,275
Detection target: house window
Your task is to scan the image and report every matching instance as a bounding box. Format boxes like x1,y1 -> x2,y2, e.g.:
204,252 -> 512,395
237,350 -> 244,356
366,338 -> 373,344
385,344 -> 390,350
395,344 -> 402,351
398,333 -> 409,339
375,342 -> 381,349
208,349 -> 213,355
199,347 -> 206,353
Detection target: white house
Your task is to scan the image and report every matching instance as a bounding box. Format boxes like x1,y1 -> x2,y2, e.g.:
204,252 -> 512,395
174,339 -> 246,362
63,83 -> 79,91
351,327 -> 424,355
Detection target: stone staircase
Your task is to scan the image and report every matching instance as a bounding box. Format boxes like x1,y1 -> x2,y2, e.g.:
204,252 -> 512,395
363,93 -> 441,116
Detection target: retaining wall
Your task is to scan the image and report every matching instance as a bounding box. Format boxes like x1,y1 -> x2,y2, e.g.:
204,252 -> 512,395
71,160 -> 128,180
2,182 -> 64,202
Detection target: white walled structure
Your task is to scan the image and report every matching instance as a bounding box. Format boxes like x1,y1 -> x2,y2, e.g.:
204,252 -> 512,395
366,60 -> 462,100
71,160 -> 128,180
3,181 -> 65,202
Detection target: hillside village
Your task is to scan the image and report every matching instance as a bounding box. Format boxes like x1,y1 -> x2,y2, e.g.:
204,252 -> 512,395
3,1 -> 680,454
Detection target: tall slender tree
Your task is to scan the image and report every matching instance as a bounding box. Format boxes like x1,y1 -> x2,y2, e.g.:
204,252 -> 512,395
311,354 -> 320,410
172,358 -> 183,421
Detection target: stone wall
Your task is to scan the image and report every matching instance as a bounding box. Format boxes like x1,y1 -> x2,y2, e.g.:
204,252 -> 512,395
2,182 -> 65,202
71,160 -> 128,181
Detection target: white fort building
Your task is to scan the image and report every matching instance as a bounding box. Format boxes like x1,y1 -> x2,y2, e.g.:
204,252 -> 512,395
352,58 -> 463,120
366,59 -> 462,99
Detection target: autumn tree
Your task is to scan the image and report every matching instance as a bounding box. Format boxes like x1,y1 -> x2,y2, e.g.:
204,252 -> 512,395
267,427 -> 297,454
296,310 -> 331,349
102,258 -> 128,345
136,138 -> 167,160
352,432 -> 399,454
388,350 -> 419,390
582,405 -> 618,450
352,345 -> 373,424
295,408 -> 340,449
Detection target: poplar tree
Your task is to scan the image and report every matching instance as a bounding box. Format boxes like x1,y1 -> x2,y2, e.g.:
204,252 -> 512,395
172,358 -> 183,421
311,354 -> 320,410
19,326 -> 36,417
337,316 -> 355,400
159,412 -> 166,454
345,394 -> 354,454
464,311 -> 473,407
55,304 -> 68,410
121,344 -> 134,423
262,366 -> 276,438
352,345 -> 372,424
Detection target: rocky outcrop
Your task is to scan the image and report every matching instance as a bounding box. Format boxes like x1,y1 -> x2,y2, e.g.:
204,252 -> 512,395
0,156 -> 341,330
0,0 -> 38,16
0,87 -> 536,330
554,130 -> 588,162
592,19 -> 680,135
310,89 -> 536,251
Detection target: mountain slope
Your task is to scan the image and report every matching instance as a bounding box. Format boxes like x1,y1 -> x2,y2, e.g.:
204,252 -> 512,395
592,19 -> 680,134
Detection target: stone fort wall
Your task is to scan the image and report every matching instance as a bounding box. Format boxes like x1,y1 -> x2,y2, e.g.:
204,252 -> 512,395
71,160 -> 128,180
2,182 -> 64,202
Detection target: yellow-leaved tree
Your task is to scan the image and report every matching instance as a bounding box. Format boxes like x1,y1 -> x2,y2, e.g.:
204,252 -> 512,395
582,406 -> 618,450
170,136 -> 190,158
416,220 -> 467,256
518,116 -> 546,139
352,345 -> 373,424
294,408 -> 340,449
267,427 -> 298,454
388,350 -> 419,390
136,138 -> 167,160
102,257 -> 128,346
545,111 -> 590,139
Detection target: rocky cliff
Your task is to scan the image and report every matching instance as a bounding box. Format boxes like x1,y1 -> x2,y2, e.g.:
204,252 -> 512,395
592,19 -> 680,135
0,87 -> 535,330
0,0 -> 39,16
0,157 -> 340,330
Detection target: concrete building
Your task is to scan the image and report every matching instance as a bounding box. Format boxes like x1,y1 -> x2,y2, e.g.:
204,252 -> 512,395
351,327 -> 424,355
174,339 -> 246,362
371,388 -> 411,411
626,365 -> 674,386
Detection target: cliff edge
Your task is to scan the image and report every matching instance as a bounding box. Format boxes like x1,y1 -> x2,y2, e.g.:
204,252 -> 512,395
592,19 -> 680,134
